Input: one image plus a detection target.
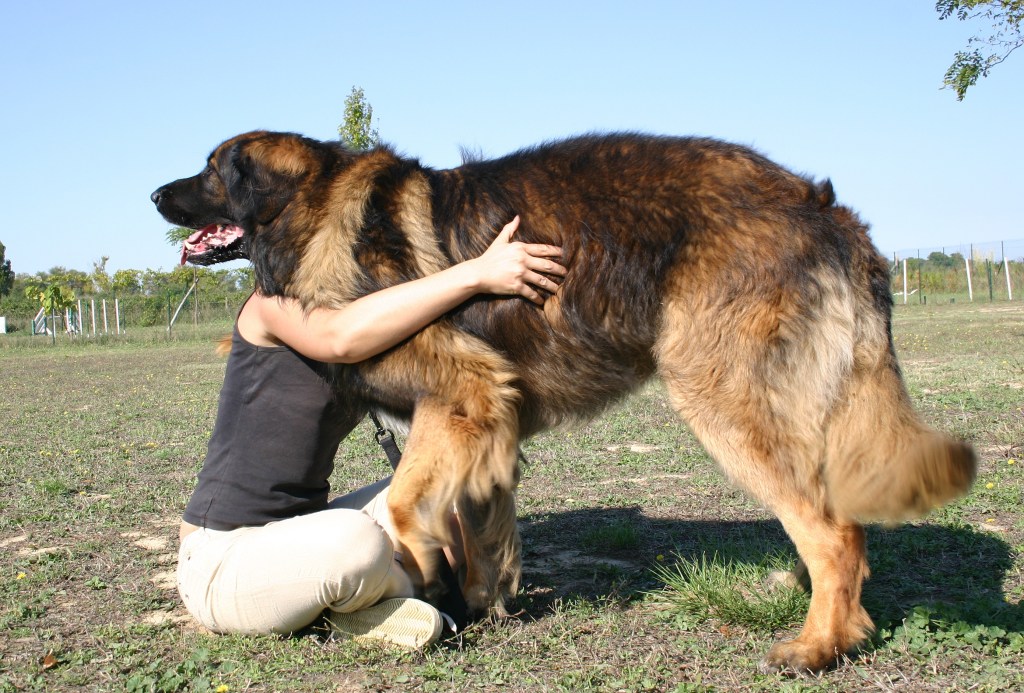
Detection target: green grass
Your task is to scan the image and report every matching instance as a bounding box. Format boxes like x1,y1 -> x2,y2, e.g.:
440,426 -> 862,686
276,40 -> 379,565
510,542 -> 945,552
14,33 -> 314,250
580,519 -> 642,552
0,301 -> 1022,691
649,551 -> 810,633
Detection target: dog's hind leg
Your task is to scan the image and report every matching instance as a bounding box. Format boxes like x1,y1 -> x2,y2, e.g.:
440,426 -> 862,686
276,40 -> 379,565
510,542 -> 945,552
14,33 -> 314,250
759,509 -> 871,672
666,386 -> 873,670
660,374 -> 874,672
656,268 -> 875,672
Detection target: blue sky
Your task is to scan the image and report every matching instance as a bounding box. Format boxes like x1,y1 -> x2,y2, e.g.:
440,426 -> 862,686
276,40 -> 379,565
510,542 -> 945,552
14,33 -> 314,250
1,1 -> 1021,275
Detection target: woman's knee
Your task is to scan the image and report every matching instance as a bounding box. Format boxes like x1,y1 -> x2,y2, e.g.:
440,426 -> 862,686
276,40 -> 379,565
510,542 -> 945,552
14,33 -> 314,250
314,509 -> 412,611
316,509 -> 396,574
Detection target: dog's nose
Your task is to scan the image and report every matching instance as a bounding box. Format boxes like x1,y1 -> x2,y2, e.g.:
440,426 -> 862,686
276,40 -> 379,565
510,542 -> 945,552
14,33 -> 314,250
150,189 -> 163,206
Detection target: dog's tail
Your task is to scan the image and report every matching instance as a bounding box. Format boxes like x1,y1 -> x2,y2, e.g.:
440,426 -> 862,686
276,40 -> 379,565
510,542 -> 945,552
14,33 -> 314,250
823,331 -> 976,524
810,208 -> 977,523
215,334 -> 232,357
826,409 -> 976,524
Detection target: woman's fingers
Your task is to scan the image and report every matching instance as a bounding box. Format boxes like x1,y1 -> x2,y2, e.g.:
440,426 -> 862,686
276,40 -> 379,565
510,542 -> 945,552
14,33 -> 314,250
528,255 -> 567,276
484,216 -> 568,302
496,215 -> 521,243
523,269 -> 561,295
521,243 -> 564,259
521,288 -> 544,305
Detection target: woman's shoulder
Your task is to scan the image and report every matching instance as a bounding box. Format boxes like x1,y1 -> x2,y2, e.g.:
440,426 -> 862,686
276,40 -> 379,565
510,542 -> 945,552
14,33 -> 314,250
237,293 -> 287,348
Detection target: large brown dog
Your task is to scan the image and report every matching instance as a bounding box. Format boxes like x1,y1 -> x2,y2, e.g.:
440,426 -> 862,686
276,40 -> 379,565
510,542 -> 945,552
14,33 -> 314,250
153,131 -> 975,672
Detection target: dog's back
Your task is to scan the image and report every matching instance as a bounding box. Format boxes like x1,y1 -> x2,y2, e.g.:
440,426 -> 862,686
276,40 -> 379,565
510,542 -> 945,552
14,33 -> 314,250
428,136 -> 876,434
301,128 -> 974,545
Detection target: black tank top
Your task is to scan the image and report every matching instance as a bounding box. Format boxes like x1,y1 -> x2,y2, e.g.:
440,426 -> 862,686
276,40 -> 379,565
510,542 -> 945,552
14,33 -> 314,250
183,320 -> 365,530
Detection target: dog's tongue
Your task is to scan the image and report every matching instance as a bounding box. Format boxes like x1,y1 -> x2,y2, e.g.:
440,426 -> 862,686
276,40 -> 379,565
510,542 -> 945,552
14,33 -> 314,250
180,225 -> 215,265
186,225 -> 217,245
180,224 -> 244,265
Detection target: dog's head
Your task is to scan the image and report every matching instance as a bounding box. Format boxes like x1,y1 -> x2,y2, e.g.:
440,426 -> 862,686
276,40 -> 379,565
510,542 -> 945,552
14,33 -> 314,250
151,131 -> 337,270
154,131 -> 427,303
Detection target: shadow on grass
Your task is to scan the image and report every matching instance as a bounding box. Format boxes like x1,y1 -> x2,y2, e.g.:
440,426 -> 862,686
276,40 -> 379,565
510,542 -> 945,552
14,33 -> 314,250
516,507 -> 1022,637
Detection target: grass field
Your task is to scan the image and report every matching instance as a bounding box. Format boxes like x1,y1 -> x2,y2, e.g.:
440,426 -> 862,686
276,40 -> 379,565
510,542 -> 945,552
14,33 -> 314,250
1,303 -> 1022,692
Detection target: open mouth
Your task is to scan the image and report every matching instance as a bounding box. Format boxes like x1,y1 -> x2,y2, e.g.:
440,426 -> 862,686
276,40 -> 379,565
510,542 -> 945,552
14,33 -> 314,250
180,224 -> 247,266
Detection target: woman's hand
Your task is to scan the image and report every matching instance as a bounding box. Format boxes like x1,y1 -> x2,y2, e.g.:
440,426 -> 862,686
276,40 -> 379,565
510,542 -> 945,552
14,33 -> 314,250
468,216 -> 567,304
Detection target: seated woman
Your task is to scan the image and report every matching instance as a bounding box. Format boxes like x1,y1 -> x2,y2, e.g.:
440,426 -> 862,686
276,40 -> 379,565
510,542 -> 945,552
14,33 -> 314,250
176,217 -> 565,648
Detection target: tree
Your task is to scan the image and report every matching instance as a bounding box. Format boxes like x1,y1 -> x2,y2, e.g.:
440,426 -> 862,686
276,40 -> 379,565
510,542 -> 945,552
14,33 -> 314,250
32,284 -> 76,316
39,267 -> 90,295
24,280 -> 76,340
91,256 -> 112,294
927,251 -> 957,268
112,269 -> 142,295
0,241 -> 13,298
938,0 -> 1023,99
337,86 -> 380,151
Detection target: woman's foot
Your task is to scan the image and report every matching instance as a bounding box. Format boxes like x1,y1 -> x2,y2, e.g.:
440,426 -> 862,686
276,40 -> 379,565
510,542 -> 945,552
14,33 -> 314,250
327,597 -> 442,649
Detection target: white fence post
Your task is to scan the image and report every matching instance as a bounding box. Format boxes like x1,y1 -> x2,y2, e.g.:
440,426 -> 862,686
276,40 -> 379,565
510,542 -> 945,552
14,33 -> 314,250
902,259 -> 908,305
965,256 -> 973,302
1006,258 -> 1014,301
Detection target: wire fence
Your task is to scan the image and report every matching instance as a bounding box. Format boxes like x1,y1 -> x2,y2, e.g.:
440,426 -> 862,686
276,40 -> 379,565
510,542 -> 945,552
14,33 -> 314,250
884,238 -> 1022,305
2,238 -> 1022,341
1,294 -> 245,339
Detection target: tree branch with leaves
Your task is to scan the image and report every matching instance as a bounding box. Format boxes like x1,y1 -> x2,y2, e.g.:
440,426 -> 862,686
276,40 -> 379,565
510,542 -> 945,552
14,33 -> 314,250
938,0 -> 1023,99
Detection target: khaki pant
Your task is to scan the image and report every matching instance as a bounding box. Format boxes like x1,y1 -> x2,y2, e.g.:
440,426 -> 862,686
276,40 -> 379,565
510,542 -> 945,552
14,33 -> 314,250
176,478 -> 414,634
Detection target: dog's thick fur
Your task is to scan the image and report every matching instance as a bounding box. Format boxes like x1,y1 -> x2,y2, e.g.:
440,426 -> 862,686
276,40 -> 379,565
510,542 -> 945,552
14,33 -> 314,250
153,131 -> 975,672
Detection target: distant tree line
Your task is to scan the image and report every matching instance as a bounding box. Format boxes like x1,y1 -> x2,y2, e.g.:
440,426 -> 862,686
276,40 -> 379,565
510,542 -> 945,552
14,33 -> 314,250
0,260 -> 253,332
0,241 -> 13,299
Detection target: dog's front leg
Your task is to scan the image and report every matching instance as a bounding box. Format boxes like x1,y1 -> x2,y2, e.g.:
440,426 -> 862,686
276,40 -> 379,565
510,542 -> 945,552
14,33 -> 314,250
456,485 -> 522,616
387,395 -> 520,614
386,399 -> 455,601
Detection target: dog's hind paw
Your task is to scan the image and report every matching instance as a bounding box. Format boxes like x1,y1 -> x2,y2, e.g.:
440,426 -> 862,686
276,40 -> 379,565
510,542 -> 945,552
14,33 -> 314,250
759,639 -> 841,675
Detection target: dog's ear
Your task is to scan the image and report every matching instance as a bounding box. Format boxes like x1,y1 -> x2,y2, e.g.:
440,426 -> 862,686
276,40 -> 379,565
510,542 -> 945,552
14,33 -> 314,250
230,134 -> 317,180
220,136 -> 306,226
